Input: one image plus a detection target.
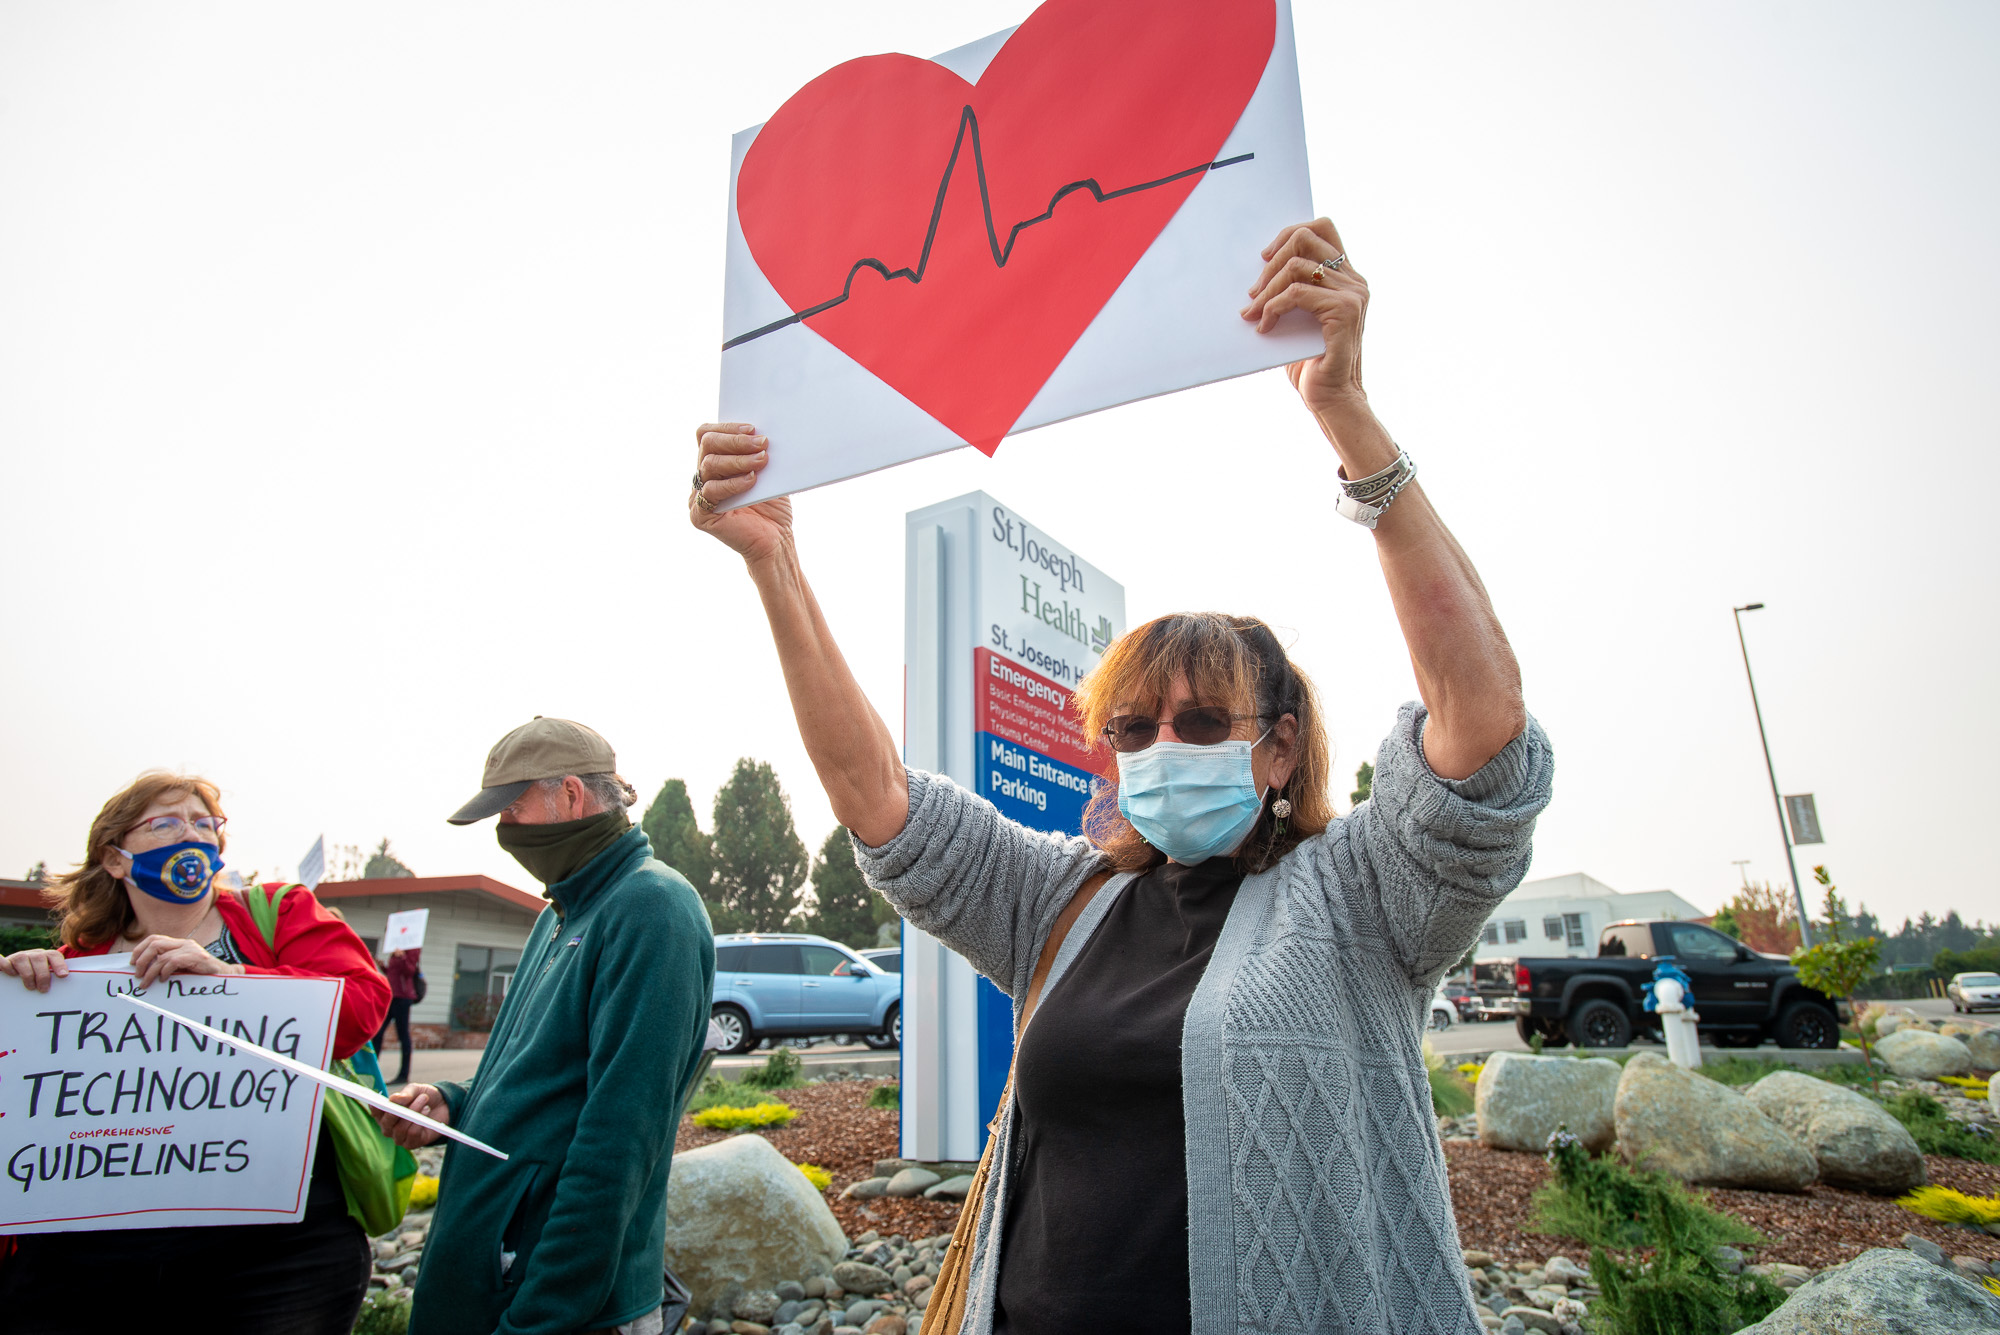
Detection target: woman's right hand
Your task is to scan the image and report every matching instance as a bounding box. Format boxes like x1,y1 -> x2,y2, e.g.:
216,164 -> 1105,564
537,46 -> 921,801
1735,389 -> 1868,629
689,422 -> 793,566
1,948 -> 68,993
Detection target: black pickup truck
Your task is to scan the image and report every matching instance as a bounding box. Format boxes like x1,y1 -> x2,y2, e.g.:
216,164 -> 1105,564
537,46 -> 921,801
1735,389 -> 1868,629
1485,918 -> 1842,1050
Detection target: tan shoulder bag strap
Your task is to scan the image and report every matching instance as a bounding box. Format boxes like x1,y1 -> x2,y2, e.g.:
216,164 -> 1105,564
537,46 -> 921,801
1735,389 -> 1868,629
925,868 -> 1114,1335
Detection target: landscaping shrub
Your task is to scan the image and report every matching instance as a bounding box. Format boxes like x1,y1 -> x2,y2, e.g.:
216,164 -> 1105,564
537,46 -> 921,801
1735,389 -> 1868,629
352,1289 -> 412,1335
867,1084 -> 900,1111
795,1162 -> 833,1191
742,1045 -> 805,1090
1428,1065 -> 1474,1117
1532,1127 -> 1785,1335
1881,1090 -> 2000,1165
1897,1184 -> 2000,1229
691,1101 -> 798,1131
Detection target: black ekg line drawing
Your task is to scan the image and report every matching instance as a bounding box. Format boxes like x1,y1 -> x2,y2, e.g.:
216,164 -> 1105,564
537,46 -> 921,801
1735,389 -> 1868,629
723,104 -> 1253,350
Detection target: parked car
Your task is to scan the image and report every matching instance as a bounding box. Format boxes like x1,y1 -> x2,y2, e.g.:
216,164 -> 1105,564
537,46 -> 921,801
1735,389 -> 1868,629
1949,972 -> 2000,1013
1428,990 -> 1456,1031
710,932 -> 901,1055
1490,918 -> 1842,1050
860,947 -> 901,973
1440,981 -> 1480,1022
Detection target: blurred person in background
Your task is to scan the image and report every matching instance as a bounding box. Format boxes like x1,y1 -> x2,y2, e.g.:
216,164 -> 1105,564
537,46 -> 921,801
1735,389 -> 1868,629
377,945 -> 422,1086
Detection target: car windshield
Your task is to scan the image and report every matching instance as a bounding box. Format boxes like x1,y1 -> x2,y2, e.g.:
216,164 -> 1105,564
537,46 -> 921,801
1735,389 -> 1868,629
1961,974 -> 2000,987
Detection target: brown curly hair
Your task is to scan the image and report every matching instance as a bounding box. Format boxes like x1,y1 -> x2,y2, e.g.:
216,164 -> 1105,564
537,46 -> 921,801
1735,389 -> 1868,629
43,771 -> 228,949
1072,613 -> 1332,875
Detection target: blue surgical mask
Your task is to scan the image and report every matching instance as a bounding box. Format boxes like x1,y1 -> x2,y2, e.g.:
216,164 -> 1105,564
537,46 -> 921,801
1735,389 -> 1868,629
1115,731 -> 1268,865
118,841 -> 224,904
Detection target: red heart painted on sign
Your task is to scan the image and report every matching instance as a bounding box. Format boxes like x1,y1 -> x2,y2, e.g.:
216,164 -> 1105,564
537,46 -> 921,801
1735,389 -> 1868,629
734,0 -> 1275,453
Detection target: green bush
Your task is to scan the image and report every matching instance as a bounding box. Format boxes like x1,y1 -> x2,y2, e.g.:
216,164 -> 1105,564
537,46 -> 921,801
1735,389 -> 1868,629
1428,1065 -> 1473,1117
691,1101 -> 797,1131
742,1045 -> 804,1090
867,1084 -> 900,1111
686,1073 -> 793,1116
1532,1128 -> 1785,1335
1881,1090 -> 2000,1165
0,924 -> 55,955
352,1289 -> 411,1335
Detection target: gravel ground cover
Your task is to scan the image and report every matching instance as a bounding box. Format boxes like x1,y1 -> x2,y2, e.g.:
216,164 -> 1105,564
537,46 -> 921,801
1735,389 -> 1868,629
675,1078 -> 962,1240
1444,1139 -> 2000,1270
679,1080 -> 2000,1276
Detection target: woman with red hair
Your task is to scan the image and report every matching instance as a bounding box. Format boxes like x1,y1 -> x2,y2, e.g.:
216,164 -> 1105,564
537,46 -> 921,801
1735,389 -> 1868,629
0,770 -> 390,1333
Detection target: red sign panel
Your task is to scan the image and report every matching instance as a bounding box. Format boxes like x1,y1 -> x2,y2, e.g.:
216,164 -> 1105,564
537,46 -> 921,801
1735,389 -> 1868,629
973,648 -> 1108,777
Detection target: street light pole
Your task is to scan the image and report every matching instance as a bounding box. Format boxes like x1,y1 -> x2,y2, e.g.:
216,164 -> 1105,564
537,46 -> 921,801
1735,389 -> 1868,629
1732,603 -> 1813,948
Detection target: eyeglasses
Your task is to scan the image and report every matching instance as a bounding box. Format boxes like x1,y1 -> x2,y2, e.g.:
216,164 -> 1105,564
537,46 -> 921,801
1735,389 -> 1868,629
1102,708 -> 1260,753
126,815 -> 226,842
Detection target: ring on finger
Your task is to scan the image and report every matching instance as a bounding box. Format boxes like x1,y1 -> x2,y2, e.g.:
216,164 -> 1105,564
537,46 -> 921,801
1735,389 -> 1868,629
692,487 -> 717,513
1309,252 -> 1348,285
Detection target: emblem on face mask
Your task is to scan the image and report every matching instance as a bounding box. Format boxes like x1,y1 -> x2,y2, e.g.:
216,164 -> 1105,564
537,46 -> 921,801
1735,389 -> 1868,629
161,847 -> 215,900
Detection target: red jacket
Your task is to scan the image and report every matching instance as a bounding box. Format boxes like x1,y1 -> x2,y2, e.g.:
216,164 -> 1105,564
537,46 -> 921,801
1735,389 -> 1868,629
62,884 -> 391,1059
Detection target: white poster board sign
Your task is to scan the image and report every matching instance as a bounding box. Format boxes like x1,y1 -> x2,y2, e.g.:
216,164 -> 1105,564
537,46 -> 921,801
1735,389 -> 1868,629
0,962 -> 340,1234
382,909 -> 429,953
717,0 -> 1322,507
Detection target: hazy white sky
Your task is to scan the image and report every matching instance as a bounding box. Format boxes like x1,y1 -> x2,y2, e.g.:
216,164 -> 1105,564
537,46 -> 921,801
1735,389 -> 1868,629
3,2 -> 1996,930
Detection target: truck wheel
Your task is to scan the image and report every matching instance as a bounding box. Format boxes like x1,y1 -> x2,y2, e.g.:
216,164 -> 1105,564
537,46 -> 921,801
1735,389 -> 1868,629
1571,999 -> 1632,1049
1515,1016 -> 1541,1045
1776,1001 -> 1839,1050
710,1004 -> 756,1056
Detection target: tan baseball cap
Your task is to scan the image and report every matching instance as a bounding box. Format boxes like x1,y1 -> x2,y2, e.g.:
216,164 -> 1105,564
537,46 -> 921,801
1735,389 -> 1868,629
448,717 -> 618,825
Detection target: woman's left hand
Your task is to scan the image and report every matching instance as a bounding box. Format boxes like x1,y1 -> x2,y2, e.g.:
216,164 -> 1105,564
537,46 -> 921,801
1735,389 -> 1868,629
1242,217 -> 1369,417
130,935 -> 242,988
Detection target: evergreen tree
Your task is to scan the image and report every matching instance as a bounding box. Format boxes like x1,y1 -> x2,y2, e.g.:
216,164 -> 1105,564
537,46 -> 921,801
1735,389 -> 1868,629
800,826 -> 878,947
642,779 -> 718,921
1351,760 -> 1374,808
710,759 -> 808,932
363,839 -> 414,879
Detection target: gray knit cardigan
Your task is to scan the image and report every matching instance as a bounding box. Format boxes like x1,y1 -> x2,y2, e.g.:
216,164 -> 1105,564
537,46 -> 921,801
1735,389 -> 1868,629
854,702 -> 1553,1335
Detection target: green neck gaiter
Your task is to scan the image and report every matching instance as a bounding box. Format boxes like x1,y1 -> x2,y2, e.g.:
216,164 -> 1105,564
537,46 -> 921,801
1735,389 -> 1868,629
494,809 -> 630,887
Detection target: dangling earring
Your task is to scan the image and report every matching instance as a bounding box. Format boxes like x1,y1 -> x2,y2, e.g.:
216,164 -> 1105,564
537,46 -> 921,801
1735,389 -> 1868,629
1272,795 -> 1293,838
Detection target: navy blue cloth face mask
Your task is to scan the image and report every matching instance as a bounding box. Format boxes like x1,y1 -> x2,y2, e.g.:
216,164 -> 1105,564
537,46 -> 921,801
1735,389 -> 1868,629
118,841 -> 224,904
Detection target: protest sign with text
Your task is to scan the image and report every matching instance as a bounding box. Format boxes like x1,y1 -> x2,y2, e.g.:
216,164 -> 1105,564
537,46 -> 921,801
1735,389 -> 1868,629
0,962 -> 339,1233
717,0 -> 1321,506
382,908 -> 428,953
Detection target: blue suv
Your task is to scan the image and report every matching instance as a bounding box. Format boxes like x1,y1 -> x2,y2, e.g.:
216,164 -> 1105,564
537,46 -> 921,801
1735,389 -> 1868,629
709,932 -> 901,1055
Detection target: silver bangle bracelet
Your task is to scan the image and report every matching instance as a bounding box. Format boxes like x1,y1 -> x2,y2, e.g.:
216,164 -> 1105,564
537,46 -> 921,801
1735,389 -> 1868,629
1335,449 -> 1417,529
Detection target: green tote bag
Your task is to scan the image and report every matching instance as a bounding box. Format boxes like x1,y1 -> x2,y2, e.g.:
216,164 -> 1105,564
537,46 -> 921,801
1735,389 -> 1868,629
242,883 -> 419,1235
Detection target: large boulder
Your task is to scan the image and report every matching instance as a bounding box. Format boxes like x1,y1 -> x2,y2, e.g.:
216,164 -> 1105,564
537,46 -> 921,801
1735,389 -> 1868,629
1875,1029 -> 1975,1081
1735,1247 -> 2000,1333
1613,1052 -> 1817,1191
1744,1071 -> 1926,1194
662,1133 -> 848,1317
1963,1028 -> 2000,1070
1476,1052 -> 1622,1153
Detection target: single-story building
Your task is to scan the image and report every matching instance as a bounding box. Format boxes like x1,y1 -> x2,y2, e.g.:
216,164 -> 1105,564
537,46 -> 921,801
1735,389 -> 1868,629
0,879 -> 53,933
0,874 -> 543,1050
317,874 -> 544,1049
1472,872 -> 1706,962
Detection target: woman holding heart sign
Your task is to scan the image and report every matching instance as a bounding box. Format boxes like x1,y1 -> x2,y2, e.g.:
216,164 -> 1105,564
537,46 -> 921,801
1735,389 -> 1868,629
691,219 -> 1552,1335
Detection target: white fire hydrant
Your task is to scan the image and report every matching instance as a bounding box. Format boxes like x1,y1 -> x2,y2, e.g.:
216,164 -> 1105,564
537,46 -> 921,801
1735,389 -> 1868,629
1653,976 -> 1703,1069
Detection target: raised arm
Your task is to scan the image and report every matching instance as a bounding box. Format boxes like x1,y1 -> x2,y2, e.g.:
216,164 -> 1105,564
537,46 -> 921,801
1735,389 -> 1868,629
1244,219 -> 1526,780
687,428 -> 909,846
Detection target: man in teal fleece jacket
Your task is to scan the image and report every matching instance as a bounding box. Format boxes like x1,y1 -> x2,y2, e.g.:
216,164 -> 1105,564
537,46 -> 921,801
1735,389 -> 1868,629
379,718 -> 715,1335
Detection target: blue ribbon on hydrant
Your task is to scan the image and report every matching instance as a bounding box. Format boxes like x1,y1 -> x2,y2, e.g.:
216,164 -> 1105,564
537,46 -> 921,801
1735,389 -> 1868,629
1642,957 -> 1695,1013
